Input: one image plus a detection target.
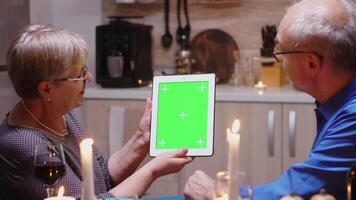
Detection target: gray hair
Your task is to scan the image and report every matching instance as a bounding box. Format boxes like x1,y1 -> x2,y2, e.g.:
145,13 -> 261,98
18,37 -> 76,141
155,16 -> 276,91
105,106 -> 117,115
7,25 -> 89,99
288,0 -> 356,73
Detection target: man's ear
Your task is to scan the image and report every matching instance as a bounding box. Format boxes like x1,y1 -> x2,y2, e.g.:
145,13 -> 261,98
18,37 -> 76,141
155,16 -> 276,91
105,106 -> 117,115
37,81 -> 55,100
306,53 -> 323,77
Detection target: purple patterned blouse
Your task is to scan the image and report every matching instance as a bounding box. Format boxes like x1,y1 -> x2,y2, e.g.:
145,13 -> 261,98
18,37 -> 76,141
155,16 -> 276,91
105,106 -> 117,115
0,111 -> 113,199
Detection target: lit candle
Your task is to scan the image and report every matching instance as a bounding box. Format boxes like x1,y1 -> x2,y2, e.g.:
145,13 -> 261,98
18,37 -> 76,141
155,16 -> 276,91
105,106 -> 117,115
226,119 -> 241,200
44,186 -> 75,200
80,138 -> 96,200
254,81 -> 266,95
214,193 -> 229,200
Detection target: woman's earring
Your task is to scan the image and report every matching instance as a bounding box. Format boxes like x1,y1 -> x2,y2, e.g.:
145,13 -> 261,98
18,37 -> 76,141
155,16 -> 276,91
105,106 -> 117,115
47,98 -> 51,101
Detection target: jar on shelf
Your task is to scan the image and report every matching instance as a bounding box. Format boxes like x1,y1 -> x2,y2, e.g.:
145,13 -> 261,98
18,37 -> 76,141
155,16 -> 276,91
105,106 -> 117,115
243,57 -> 257,87
229,50 -> 244,86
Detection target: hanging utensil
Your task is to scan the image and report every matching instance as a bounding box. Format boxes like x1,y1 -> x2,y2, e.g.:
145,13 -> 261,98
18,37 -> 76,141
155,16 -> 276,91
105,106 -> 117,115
182,0 -> 191,49
161,0 -> 173,48
176,0 -> 184,46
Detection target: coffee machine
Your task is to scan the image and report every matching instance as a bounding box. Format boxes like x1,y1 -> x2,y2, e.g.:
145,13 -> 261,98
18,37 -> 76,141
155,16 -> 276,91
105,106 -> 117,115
96,16 -> 153,87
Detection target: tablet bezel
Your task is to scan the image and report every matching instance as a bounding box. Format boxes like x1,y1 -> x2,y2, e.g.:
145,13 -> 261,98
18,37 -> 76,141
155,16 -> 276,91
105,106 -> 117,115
150,74 -> 215,157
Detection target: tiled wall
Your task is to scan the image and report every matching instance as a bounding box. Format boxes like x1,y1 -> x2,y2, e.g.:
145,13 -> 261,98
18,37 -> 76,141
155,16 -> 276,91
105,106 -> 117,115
102,0 -> 293,71
0,0 -> 29,66
0,0 -> 29,88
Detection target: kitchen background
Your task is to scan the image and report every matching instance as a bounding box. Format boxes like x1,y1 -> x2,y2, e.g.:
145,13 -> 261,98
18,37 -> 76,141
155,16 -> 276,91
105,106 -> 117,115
0,0 -> 319,197
103,0 -> 290,70
0,0 -> 292,119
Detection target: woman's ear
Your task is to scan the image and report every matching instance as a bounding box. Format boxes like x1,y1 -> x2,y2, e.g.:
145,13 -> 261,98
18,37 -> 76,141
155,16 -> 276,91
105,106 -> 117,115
37,81 -> 55,101
306,53 -> 323,77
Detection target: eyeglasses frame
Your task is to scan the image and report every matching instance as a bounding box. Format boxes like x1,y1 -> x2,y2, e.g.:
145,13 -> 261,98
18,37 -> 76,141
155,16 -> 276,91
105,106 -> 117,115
272,51 -> 323,63
54,66 -> 88,82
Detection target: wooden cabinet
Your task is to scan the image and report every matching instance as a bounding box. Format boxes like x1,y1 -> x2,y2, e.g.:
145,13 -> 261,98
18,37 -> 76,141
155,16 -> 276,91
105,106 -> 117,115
178,102 -> 315,189
81,99 -> 316,197
178,102 -> 283,189
281,104 -> 316,170
81,99 -> 146,157
81,99 -> 180,196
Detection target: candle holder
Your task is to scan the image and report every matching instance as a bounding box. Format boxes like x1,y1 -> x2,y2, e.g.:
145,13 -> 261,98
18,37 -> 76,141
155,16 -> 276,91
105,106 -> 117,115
254,81 -> 266,95
214,171 -> 230,199
213,171 -> 252,200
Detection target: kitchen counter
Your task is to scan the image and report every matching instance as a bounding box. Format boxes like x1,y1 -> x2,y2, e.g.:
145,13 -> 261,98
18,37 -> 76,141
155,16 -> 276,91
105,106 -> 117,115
84,84 -> 315,103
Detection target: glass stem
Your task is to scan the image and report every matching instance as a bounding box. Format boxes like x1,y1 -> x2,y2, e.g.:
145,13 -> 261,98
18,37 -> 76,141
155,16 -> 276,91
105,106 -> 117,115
46,185 -> 55,197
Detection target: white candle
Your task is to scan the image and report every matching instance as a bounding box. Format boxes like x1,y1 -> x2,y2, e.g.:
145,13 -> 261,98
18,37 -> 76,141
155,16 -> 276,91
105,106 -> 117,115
80,138 -> 96,200
44,196 -> 75,200
227,119 -> 241,200
44,186 -> 75,200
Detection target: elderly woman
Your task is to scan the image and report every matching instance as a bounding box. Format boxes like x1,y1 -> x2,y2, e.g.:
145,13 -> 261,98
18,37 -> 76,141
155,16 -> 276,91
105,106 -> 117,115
0,25 -> 192,199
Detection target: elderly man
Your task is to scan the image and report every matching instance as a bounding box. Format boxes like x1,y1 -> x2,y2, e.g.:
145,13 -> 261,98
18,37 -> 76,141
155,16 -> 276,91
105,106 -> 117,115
184,0 -> 356,199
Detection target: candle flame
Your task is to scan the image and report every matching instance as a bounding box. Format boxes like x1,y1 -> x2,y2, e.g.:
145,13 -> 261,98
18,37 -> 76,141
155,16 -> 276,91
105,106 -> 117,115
232,119 -> 240,133
81,138 -> 94,147
58,186 -> 64,197
80,138 -> 94,160
255,81 -> 266,88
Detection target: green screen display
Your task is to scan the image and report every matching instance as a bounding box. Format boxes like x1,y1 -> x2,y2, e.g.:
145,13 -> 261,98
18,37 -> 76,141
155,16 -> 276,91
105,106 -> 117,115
156,81 -> 209,149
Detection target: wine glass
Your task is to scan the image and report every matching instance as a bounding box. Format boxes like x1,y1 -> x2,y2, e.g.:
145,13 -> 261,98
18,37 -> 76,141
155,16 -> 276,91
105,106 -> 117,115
34,143 -> 66,197
214,171 -> 252,200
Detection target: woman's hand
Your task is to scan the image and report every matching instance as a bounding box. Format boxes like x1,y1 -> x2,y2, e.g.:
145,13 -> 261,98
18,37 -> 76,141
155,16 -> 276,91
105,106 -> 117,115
108,149 -> 192,198
184,170 -> 215,200
133,98 -> 152,150
146,149 -> 193,179
138,98 -> 152,134
108,99 -> 152,184
128,98 -> 152,155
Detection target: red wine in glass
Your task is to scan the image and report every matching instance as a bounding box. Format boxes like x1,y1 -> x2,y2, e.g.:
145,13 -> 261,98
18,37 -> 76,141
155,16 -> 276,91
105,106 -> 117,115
35,161 -> 66,185
34,143 -> 66,197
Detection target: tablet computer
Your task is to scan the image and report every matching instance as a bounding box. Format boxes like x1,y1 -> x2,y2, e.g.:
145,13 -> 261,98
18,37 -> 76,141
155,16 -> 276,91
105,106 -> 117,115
150,74 -> 216,157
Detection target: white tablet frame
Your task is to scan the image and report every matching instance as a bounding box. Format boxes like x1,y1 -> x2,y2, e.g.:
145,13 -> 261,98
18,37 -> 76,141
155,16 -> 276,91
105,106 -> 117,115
150,74 -> 216,157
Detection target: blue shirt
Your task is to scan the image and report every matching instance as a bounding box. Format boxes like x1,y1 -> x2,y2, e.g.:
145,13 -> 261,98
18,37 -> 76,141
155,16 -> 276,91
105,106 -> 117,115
252,79 -> 356,200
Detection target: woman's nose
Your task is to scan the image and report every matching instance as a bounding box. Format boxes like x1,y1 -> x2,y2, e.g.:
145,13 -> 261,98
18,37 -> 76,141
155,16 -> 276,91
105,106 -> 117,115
86,71 -> 93,83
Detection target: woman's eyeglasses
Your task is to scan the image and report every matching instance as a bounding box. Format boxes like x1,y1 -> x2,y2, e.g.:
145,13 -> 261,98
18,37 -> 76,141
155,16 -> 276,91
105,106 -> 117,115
272,50 -> 323,63
55,67 -> 88,82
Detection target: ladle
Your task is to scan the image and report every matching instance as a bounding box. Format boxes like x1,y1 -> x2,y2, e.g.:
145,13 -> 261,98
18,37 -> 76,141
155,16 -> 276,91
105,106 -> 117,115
161,0 -> 173,48
176,0 -> 184,46
182,0 -> 191,48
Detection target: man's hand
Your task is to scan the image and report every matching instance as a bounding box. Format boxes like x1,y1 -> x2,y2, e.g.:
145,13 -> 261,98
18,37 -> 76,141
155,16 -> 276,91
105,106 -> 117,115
184,170 -> 215,200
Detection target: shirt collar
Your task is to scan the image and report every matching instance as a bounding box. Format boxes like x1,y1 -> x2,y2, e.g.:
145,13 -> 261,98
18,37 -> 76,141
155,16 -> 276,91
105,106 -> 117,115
316,78 -> 356,121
